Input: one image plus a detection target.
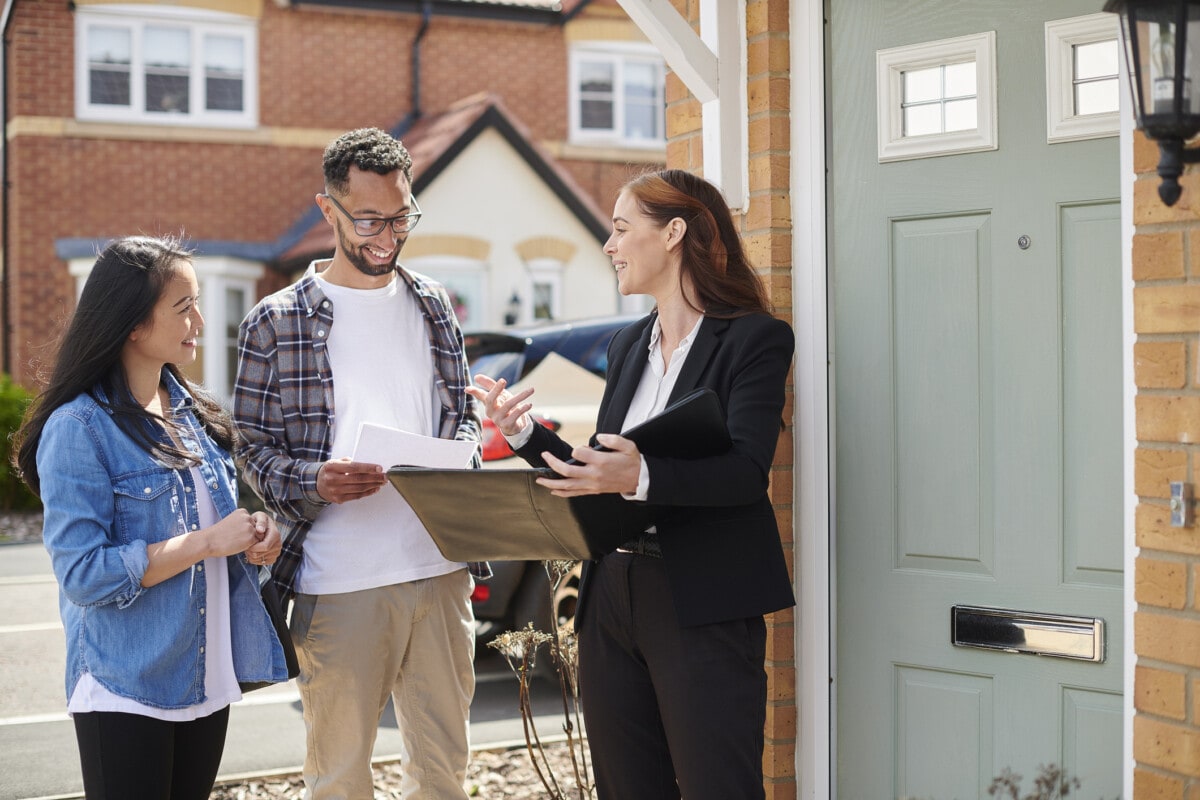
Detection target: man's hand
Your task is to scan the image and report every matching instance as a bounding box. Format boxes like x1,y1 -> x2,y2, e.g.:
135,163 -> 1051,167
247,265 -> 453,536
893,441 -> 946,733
316,457 -> 386,504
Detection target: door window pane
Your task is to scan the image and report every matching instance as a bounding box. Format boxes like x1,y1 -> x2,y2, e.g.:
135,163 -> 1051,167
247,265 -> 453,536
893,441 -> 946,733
901,61 -> 978,137
944,62 -> 976,98
904,67 -> 941,103
904,104 -> 942,137
944,98 -> 978,132
1073,40 -> 1119,116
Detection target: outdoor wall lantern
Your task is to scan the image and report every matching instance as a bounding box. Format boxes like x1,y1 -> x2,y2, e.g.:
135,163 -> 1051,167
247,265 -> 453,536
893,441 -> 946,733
504,291 -> 521,326
1107,0 -> 1200,205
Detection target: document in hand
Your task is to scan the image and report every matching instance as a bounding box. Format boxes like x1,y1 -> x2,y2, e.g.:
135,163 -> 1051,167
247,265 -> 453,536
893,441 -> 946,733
386,388 -> 730,561
352,422 -> 479,469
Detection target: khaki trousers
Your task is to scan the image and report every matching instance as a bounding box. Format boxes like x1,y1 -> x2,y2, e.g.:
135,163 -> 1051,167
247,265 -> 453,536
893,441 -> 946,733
289,569 -> 475,800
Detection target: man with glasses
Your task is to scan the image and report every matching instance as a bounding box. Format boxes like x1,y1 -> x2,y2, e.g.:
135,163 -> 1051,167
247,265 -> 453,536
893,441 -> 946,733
232,127 -> 485,799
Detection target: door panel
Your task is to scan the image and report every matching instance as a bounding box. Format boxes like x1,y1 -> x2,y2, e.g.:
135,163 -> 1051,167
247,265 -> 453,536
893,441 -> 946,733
831,2 -> 1123,797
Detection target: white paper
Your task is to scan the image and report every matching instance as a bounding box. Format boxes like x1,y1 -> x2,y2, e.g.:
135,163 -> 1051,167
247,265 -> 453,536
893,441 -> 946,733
351,422 -> 479,470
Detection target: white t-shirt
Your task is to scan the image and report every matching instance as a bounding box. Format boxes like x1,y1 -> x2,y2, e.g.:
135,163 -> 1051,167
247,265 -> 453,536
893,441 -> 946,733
68,467 -> 241,720
296,273 -> 464,595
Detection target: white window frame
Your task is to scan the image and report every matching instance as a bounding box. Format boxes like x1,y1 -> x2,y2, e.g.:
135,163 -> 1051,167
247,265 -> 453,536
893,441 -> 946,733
569,42 -> 666,149
68,255 -> 263,401
404,255 -> 490,329
1045,13 -> 1120,144
876,32 -> 998,162
200,261 -> 261,400
74,4 -> 259,128
526,258 -> 564,323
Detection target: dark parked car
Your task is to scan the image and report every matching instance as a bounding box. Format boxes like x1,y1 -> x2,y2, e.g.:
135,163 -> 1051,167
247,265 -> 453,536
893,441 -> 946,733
464,314 -> 640,653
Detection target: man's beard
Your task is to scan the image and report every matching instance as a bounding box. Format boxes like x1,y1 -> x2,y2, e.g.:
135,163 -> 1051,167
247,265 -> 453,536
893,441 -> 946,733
336,221 -> 401,277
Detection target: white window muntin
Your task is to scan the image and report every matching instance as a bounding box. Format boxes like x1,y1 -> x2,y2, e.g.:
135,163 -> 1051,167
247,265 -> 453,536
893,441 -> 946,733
877,32 -> 998,162
1045,13 -> 1120,143
75,4 -> 258,128
569,42 -> 665,149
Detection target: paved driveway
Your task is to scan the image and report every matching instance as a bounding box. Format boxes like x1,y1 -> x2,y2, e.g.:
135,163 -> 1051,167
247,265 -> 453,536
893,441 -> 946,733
0,542 -> 566,800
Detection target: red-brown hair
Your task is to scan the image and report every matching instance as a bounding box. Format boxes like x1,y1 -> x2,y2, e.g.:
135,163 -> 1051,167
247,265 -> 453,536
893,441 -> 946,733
621,169 -> 771,317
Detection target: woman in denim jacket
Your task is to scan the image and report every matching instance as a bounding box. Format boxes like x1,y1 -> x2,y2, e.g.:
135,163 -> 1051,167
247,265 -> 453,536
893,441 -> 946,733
13,236 -> 290,799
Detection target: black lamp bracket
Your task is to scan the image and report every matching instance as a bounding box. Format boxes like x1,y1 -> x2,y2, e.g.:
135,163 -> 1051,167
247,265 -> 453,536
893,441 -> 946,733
1155,138 -> 1200,206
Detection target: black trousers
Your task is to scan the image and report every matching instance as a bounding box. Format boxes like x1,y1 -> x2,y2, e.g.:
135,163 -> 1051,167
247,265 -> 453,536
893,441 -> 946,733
73,706 -> 230,800
578,552 -> 768,800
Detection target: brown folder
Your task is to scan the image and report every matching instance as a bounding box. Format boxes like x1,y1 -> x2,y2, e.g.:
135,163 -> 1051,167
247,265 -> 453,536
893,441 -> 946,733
386,388 -> 729,561
386,467 -> 647,560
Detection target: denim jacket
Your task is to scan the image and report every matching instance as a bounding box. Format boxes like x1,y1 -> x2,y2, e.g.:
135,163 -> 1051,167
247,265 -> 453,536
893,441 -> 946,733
37,370 -> 288,709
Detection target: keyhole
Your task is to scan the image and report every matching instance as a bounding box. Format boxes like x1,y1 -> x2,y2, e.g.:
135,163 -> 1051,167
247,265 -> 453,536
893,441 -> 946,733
1017,235 -> 1031,250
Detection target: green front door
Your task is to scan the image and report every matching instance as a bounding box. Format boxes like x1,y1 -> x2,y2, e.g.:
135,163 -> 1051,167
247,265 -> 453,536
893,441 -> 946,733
831,2 -> 1123,797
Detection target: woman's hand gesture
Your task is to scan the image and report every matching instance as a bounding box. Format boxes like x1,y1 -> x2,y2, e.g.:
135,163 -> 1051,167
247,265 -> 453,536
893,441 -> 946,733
467,374 -> 536,437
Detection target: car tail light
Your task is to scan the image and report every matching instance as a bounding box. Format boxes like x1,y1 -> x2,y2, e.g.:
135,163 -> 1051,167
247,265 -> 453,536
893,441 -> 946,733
480,416 -> 562,460
480,419 -> 513,461
471,583 -> 491,604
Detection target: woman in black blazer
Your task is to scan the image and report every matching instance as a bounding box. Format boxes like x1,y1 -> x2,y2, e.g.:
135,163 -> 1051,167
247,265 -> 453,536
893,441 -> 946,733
469,169 -> 794,800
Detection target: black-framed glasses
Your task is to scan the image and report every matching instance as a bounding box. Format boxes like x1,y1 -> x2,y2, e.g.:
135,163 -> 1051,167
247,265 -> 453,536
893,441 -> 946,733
322,192 -> 422,236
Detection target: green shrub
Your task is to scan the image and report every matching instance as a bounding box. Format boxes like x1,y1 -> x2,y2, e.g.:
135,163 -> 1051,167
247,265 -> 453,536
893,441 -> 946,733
0,375 -> 40,512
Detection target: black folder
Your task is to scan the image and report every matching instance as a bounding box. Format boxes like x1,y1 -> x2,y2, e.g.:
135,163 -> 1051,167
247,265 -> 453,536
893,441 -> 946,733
387,388 -> 729,561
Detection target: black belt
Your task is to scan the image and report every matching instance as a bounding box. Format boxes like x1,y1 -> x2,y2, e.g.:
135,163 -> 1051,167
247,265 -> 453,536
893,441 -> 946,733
615,532 -> 661,558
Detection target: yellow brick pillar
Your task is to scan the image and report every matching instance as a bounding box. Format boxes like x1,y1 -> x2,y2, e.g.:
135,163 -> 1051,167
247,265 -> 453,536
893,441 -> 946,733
1131,128 -> 1200,797
663,1 -> 798,797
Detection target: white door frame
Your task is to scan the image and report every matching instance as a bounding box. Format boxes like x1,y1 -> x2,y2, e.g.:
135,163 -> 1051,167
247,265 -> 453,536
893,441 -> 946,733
796,4 -> 1138,798
790,1 -> 832,798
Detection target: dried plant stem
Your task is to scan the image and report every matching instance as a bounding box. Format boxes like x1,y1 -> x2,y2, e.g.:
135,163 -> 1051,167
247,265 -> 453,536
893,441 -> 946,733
517,666 -> 562,798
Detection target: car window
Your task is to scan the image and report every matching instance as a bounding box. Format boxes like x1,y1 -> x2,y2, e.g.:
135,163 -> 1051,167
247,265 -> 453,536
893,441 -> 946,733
469,351 -> 525,386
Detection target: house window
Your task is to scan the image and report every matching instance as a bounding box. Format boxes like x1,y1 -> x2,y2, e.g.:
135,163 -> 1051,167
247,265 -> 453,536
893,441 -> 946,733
876,32 -> 998,162
197,259 -> 261,400
75,5 -> 257,127
569,44 -> 665,148
404,256 -> 489,329
1045,13 -> 1120,143
224,286 -> 247,393
527,258 -> 564,322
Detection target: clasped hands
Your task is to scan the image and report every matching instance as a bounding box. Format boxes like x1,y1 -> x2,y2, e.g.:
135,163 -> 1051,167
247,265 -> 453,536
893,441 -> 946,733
243,511 -> 280,567
466,374 -> 641,497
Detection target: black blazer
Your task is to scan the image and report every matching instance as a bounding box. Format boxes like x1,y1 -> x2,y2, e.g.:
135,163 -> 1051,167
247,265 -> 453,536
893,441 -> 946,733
515,311 -> 796,628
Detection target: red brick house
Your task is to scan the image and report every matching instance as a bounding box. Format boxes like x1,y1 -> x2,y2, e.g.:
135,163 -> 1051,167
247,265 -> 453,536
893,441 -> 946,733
2,0 -> 665,397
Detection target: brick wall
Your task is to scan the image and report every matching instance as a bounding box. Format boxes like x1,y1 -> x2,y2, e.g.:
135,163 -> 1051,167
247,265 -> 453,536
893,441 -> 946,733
1132,129 -> 1200,797
2,0 -> 652,385
663,1 -> 797,797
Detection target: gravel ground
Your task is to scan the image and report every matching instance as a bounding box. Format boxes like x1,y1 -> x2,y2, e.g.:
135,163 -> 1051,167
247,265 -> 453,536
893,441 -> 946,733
212,741 -> 592,799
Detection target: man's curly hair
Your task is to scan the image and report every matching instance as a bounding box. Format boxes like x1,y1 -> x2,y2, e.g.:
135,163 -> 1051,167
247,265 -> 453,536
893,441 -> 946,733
322,128 -> 414,195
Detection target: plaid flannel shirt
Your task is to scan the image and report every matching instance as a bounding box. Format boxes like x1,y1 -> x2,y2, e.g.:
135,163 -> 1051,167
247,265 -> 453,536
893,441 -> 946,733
232,260 -> 489,600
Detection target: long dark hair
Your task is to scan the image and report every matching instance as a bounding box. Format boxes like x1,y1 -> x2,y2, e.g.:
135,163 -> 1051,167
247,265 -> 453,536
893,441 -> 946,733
621,169 -> 771,317
13,235 -> 234,496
